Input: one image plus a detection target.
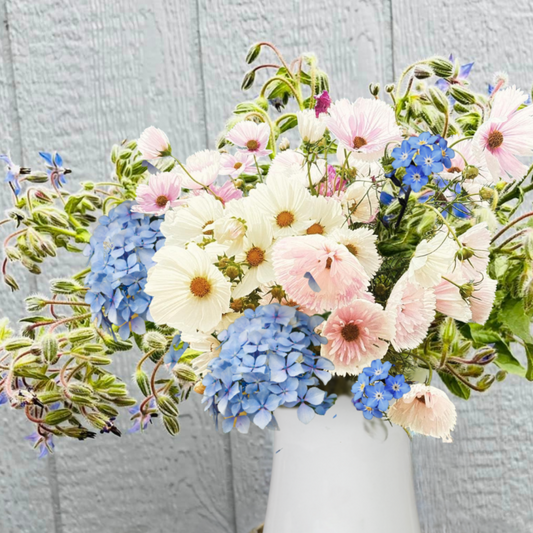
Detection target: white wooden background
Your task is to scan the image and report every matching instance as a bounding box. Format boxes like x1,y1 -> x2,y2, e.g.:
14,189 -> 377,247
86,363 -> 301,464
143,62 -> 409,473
1,1 -> 533,531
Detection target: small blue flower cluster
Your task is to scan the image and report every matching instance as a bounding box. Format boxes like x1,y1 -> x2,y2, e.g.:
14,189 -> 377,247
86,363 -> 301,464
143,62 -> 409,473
202,304 -> 337,433
391,132 -> 455,192
84,201 -> 165,339
352,360 -> 411,420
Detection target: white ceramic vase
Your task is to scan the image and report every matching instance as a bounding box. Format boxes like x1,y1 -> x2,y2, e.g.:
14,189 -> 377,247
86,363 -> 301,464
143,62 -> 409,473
263,396 -> 421,533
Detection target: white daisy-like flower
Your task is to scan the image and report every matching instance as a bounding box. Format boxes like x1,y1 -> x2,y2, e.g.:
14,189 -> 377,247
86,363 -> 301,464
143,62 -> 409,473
233,218 -> 276,299
161,193 -> 224,247
304,195 -> 344,236
178,149 -> 221,189
267,149 -> 326,188
213,198 -> 253,257
146,244 -> 231,333
336,145 -> 384,179
331,227 -> 381,279
408,231 -> 458,288
297,109 -> 327,143
249,175 -> 313,237
341,180 -> 380,223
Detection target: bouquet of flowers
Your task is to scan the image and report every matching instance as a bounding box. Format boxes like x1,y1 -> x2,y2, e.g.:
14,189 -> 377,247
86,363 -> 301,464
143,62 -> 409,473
2,43 -> 533,456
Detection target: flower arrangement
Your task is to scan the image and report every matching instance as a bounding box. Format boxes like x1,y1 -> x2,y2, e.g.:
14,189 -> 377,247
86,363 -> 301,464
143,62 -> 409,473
1,43 -> 533,456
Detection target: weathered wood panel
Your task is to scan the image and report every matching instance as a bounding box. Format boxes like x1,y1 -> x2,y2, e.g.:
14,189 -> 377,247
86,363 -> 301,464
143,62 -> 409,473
393,1 -> 533,530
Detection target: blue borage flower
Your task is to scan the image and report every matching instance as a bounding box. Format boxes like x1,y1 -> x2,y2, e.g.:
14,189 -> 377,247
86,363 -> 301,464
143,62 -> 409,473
351,359 -> 410,420
84,201 -> 165,339
202,304 -> 336,433
0,154 -> 23,194
39,151 -> 69,188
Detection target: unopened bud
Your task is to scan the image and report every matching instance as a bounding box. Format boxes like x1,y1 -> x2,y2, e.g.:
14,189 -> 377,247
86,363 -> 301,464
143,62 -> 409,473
135,369 -> 151,397
225,266 -> 240,280
68,328 -> 96,343
86,413 -> 109,430
62,427 -> 97,440
245,43 -> 262,64
479,187 -> 494,201
163,415 -> 181,436
369,83 -> 380,96
456,247 -> 474,261
5,246 -> 21,261
385,84 -> 395,93
279,137 -> 290,151
113,396 -> 137,407
241,70 -> 256,91
67,383 -> 94,397
477,374 -> 495,391
38,391 -> 64,405
463,165 -> 479,180
230,298 -> 244,312
495,370 -> 507,382
414,65 -> 433,79
96,403 -> 119,418
453,102 -> 470,114
20,256 -> 41,275
4,337 -> 33,351
157,395 -> 179,417
89,355 -> 112,366
449,86 -> 477,106
44,408 -> 73,425
173,363 -> 197,383
428,86 -> 449,113
41,334 -> 59,364
427,57 -> 454,79
50,278 -> 85,295
142,331 -> 168,353
102,335 -> 133,352
25,171 -> 49,183
440,317 -> 458,349
70,394 -> 95,407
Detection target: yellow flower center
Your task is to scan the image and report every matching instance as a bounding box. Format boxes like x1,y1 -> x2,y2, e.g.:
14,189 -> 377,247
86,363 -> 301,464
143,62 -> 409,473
306,223 -> 324,235
246,246 -> 265,267
276,210 -> 295,228
190,276 -> 211,298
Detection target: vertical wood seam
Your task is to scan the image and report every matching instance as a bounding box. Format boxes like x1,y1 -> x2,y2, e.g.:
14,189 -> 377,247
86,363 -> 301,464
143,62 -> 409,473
1,2 -> 64,532
194,0 -> 209,149
388,0 -> 396,79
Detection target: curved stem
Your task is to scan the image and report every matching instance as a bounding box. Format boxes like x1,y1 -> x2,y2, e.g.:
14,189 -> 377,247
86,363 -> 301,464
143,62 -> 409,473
260,76 -> 303,109
255,42 -> 293,77
491,211 -> 533,243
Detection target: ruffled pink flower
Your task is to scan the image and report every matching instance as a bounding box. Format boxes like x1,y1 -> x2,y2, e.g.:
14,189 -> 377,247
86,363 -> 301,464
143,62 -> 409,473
137,126 -> 171,159
209,180 -> 243,205
469,275 -> 497,325
219,152 -> 256,178
227,121 -> 272,157
386,274 -> 436,351
314,90 -> 332,117
388,384 -> 457,443
434,275 -> 472,323
273,235 -> 369,314
320,301 -> 394,376
323,98 -> 402,160
473,86 -> 533,181
132,172 -> 183,215
456,223 -> 491,279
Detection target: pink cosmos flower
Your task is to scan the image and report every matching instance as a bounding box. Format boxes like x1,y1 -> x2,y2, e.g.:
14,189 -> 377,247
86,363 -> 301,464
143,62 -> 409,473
314,90 -> 332,117
323,98 -> 402,160
473,86 -> 533,181
273,235 -> 370,314
320,301 -> 394,376
386,274 -> 436,351
178,150 -> 221,190
456,223 -> 491,279
219,152 -> 256,178
209,180 -> 243,205
137,126 -> 171,159
434,274 -> 472,323
227,121 -> 272,157
132,172 -> 183,215
268,149 -> 326,187
318,165 -> 346,197
388,384 -> 457,443
468,275 -> 497,325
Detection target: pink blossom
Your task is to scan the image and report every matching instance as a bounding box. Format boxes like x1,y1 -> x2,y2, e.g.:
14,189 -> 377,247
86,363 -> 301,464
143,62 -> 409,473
386,274 -> 436,351
226,121 -> 272,157
434,275 -> 472,323
473,86 -> 533,181
272,235 -> 370,314
209,180 -> 243,205
323,98 -> 402,160
388,384 -> 457,443
318,165 -> 346,197
456,223 -> 491,279
468,275 -> 497,325
320,301 -> 394,376
314,90 -> 332,117
137,126 -> 171,159
132,172 -> 183,215
219,152 -> 256,178
179,150 -> 221,190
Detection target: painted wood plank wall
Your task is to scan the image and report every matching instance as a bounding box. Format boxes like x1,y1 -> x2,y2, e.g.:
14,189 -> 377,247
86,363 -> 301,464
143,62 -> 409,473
0,1 -> 532,532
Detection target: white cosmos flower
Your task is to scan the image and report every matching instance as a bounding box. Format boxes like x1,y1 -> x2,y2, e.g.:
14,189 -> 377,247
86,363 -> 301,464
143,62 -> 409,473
408,231 -> 458,288
178,150 -> 221,189
249,175 -> 313,237
161,193 -> 224,247
341,180 -> 380,223
213,197 -> 253,256
455,222 -> 491,279
304,195 -> 344,236
267,149 -> 326,187
336,145 -> 384,179
331,227 -> 381,278
297,109 -> 327,143
233,218 -> 276,299
146,244 -> 231,333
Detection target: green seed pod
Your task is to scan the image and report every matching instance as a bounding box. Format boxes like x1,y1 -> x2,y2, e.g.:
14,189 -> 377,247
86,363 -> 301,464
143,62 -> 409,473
157,395 -> 179,417
142,331 -> 168,353
38,391 -> 64,405
4,337 -> 34,351
414,64 -> 433,79
68,328 -> 97,343
96,403 -> 119,418
163,415 -> 181,436
449,86 -> 477,105
3,274 -> 19,292
44,408 -> 73,425
245,43 -> 262,64
173,363 -> 197,383
427,57 -> 454,79
428,86 -> 449,113
241,70 -> 256,91
41,334 -> 59,364
107,384 -> 128,397
463,165 -> 479,180
89,355 -> 112,366
135,369 -> 151,397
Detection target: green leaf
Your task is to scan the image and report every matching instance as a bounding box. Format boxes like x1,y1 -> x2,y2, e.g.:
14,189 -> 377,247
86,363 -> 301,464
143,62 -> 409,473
462,323 -> 501,344
525,343 -> 533,381
179,348 -> 203,364
500,298 -> 533,343
278,115 -> 298,134
74,228 -> 91,244
438,370 -> 471,400
64,195 -> 84,214
494,341 -> 526,377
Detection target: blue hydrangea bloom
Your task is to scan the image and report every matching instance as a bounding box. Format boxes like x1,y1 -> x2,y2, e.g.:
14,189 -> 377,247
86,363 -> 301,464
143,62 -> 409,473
84,201 -> 165,339
202,304 -> 337,433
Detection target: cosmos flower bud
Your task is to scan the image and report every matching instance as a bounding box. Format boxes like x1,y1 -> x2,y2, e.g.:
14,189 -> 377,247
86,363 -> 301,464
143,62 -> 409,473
427,57 -> 454,79
369,83 -> 380,96
163,415 -> 181,436
414,64 -> 433,79
157,395 -> 179,417
142,332 -> 168,353
278,137 -> 290,151
41,334 -> 59,364
428,86 -> 448,113
449,86 -> 477,105
225,266 -> 240,280
44,408 -> 73,426
245,43 -> 262,64
456,247 -> 474,261
135,369 -> 151,397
